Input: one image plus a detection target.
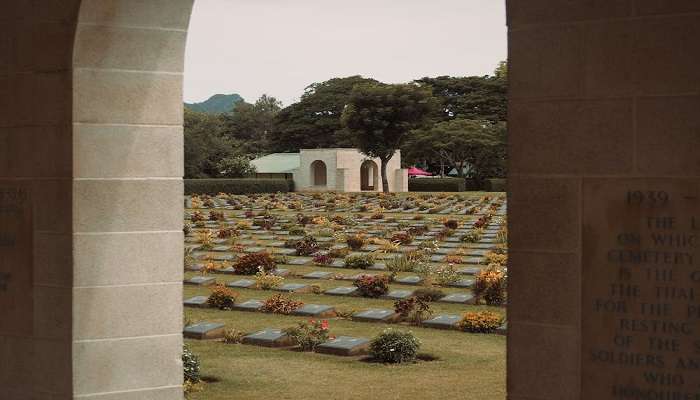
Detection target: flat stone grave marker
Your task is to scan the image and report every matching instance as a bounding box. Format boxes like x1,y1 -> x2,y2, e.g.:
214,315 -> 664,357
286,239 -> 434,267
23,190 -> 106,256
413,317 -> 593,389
467,249 -> 489,256
464,257 -> 483,265
184,296 -> 209,308
212,245 -> 230,252
444,237 -> 461,242
226,279 -> 255,289
242,328 -> 296,348
272,268 -> 289,277
184,322 -> 225,340
422,314 -> 461,330
439,293 -> 474,304
184,276 -> 216,286
398,246 -> 418,253
244,247 -> 266,253
216,267 -> 236,275
330,259 -> 345,268
430,255 -> 446,262
352,309 -> 399,323
435,248 -> 453,255
448,278 -> 475,288
394,275 -> 422,285
441,242 -> 462,248
274,248 -> 296,256
470,243 -> 496,250
303,271 -> 334,279
342,273 -> 376,281
383,290 -> 414,300
276,283 -> 311,293
316,237 -> 334,242
480,238 -> 498,243
367,263 -> 386,271
186,264 -> 205,272
237,240 -> 256,246
257,235 -> 275,240
292,304 -> 336,317
458,267 -> 481,275
233,299 -> 264,312
363,245 -> 380,251
330,244 -> 348,250
287,257 -> 311,265
324,286 -> 358,296
212,254 -> 235,261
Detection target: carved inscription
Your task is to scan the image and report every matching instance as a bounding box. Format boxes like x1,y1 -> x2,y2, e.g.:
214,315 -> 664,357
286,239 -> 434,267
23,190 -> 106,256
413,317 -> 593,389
0,185 -> 33,334
583,179 -> 700,399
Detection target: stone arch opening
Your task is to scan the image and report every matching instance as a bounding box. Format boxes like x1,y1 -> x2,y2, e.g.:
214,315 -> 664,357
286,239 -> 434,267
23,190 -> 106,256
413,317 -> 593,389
360,160 -> 379,191
310,160 -> 328,186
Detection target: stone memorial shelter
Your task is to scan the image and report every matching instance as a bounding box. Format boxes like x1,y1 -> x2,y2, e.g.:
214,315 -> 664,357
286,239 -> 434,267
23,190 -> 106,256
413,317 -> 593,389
1,1 -> 699,399
251,149 -> 408,192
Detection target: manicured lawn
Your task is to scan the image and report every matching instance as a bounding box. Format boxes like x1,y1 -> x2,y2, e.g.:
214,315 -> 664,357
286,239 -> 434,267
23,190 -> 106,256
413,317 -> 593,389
183,191 -> 507,399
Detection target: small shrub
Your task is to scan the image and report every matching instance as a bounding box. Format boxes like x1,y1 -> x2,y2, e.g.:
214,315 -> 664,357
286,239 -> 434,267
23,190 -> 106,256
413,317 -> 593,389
371,212 -> 384,220
209,211 -> 225,221
386,255 -> 418,278
234,252 -> 276,275
391,232 -> 414,245
183,344 -> 201,383
289,226 -> 307,236
442,219 -> 459,229
460,229 -> 484,243
261,294 -> 303,315
434,264 -> 461,286
346,234 -> 366,250
369,329 -> 421,364
207,284 -> 239,310
329,247 -> 350,259
184,179 -> 292,195
457,311 -> 504,333
295,235 -> 319,256
283,319 -> 332,351
394,297 -> 432,324
224,328 -> 244,344
255,268 -> 284,289
313,253 -> 333,266
190,211 -> 205,223
217,227 -> 238,239
473,267 -> 507,306
413,287 -> 446,302
344,253 -> 376,269
197,230 -> 215,251
354,274 -> 390,298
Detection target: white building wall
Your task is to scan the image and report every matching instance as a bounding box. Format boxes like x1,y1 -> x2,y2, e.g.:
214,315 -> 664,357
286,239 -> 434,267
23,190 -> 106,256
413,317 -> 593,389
292,148 -> 407,192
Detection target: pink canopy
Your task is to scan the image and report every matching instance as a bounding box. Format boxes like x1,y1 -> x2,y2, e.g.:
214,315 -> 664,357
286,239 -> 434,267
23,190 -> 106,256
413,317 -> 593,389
408,167 -> 432,177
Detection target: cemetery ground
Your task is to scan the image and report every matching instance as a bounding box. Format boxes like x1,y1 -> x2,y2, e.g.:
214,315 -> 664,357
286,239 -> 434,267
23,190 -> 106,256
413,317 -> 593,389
183,191 -> 507,399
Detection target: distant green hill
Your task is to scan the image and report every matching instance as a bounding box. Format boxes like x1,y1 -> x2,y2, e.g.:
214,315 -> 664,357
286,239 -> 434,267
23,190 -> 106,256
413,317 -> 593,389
185,94 -> 244,114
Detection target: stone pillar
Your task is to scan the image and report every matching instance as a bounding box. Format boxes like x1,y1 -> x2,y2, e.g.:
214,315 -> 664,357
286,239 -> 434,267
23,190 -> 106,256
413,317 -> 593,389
1,1 -> 194,399
1,2 -> 81,399
507,1 -> 700,399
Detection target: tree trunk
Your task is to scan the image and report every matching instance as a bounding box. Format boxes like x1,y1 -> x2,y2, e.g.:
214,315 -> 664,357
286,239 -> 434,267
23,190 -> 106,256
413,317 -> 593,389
380,158 -> 390,193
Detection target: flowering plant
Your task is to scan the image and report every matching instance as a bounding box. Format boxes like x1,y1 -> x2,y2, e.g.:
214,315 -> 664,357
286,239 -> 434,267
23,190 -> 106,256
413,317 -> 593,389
353,274 -> 390,297
283,319 -> 333,351
254,267 -> 284,289
457,311 -> 504,333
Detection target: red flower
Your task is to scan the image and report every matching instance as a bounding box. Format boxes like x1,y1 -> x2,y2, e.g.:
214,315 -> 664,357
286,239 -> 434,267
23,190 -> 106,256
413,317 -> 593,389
321,320 -> 329,330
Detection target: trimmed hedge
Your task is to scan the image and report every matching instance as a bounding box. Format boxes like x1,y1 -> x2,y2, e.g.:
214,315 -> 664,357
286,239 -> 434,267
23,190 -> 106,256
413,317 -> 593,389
408,178 -> 466,192
485,178 -> 507,192
184,179 -> 293,195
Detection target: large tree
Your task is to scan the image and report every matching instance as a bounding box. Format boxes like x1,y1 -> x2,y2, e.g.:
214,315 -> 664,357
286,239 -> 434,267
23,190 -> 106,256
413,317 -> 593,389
415,75 -> 507,123
221,94 -> 282,155
184,108 -> 238,178
268,76 -> 378,152
342,82 -> 437,192
405,118 -> 507,181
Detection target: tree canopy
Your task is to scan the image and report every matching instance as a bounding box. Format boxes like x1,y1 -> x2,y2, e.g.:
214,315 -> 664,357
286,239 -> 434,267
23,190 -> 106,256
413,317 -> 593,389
342,82 -> 437,191
415,75 -> 507,123
404,118 -> 507,181
268,76 -> 378,152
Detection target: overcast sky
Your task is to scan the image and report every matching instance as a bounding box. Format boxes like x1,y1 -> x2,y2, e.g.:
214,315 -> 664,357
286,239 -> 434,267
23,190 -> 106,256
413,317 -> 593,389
184,0 -> 507,106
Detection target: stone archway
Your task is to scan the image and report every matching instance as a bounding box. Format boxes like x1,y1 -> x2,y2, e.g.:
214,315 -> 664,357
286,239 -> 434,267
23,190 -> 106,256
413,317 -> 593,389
310,160 -> 328,187
360,160 -> 378,191
1,1 -> 193,398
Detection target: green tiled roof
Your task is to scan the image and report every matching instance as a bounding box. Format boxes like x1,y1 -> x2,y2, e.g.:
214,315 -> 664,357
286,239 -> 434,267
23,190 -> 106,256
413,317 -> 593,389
251,153 -> 300,173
